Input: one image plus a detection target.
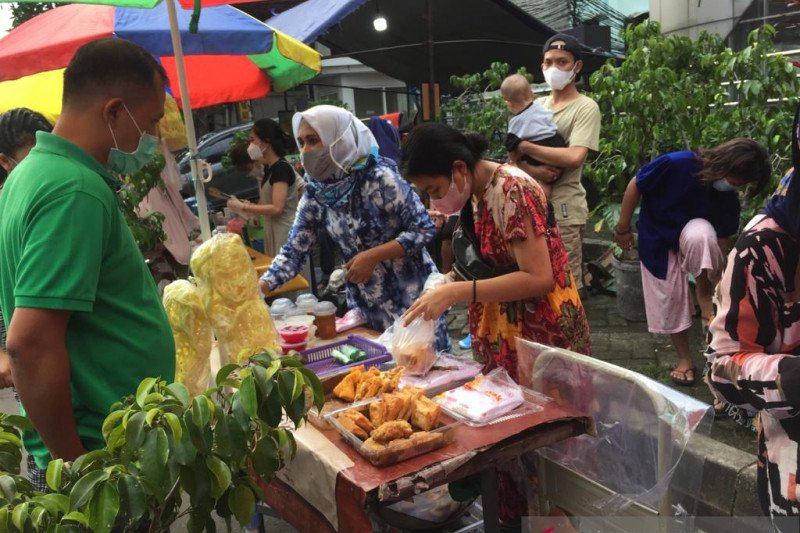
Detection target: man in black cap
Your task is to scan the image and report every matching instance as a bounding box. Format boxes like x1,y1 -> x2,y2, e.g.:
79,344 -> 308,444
511,33 -> 601,292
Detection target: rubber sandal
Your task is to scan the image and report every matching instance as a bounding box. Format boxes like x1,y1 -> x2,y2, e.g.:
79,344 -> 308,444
670,366 -> 697,386
713,399 -> 728,418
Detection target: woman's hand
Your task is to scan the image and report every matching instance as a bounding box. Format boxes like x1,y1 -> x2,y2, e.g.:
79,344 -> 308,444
403,284 -> 458,324
614,228 -> 634,250
521,163 -> 562,183
344,251 -> 379,284
227,197 -> 246,213
258,278 -> 269,295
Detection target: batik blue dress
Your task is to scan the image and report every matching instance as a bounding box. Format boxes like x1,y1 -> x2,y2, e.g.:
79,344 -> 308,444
262,155 -> 452,352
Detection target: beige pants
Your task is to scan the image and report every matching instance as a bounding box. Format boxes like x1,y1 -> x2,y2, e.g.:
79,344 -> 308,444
559,224 -> 584,289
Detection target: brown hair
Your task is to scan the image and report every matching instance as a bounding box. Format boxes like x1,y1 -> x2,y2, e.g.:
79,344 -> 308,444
500,74 -> 533,106
696,138 -> 771,193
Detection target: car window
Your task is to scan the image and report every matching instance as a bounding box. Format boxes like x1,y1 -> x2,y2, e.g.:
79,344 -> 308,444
200,137 -> 233,165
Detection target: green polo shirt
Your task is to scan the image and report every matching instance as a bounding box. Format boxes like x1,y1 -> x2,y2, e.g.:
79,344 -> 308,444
0,132 -> 175,468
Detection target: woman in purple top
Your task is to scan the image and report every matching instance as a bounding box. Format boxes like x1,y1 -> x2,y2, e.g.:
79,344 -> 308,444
614,139 -> 769,386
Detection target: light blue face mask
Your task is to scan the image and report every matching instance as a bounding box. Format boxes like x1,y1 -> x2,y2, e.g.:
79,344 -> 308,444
107,103 -> 158,176
712,179 -> 737,192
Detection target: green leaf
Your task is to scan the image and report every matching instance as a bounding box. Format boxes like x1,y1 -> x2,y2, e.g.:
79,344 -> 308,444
298,368 -> 324,411
1,416 -> 32,433
163,412 -> 183,442
30,505 -> 47,528
205,456 -> 232,499
166,383 -> 190,407
239,376 -> 258,418
105,424 -> 126,451
0,431 -> 21,448
125,411 -> 147,450
33,493 -> 69,515
72,449 -> 111,474
11,501 -> 28,531
251,437 -> 279,483
69,470 -> 109,510
0,475 -> 16,502
86,482 -> 119,533
141,427 -> 169,498
46,459 -> 64,492
191,396 -> 210,428
101,411 -> 125,441
215,364 -> 240,388
228,485 -> 255,526
251,365 -> 272,398
145,408 -> 160,427
258,387 -> 283,428
62,511 -> 90,527
117,475 -> 147,524
135,377 -> 158,408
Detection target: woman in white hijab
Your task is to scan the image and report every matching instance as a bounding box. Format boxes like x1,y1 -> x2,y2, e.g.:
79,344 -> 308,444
259,105 -> 451,351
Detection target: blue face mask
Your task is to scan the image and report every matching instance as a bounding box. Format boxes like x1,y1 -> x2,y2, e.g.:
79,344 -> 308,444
712,179 -> 737,192
107,103 -> 158,176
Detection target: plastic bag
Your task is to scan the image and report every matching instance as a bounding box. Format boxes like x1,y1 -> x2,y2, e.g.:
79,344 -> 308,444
162,279 -> 212,397
433,367 -> 525,425
391,316 -> 436,375
422,272 -> 447,293
190,233 -> 279,364
336,308 -> 367,333
387,485 -> 461,523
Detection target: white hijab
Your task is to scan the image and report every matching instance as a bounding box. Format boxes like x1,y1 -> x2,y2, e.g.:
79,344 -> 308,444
292,105 -> 378,173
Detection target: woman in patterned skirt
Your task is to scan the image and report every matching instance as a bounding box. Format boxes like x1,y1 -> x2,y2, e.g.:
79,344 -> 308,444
259,106 -> 450,352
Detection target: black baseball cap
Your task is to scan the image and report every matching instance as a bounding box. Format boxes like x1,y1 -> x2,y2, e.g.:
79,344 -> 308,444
543,33 -> 583,61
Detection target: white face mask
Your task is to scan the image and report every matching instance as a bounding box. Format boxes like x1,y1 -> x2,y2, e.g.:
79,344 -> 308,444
712,179 -> 738,192
247,142 -> 264,161
543,66 -> 576,91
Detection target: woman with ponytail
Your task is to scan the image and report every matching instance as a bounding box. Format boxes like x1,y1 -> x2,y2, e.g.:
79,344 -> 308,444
706,104 -> 800,517
227,118 -> 302,257
402,122 -> 590,378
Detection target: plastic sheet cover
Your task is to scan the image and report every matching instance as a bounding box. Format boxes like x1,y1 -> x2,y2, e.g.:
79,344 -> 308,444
518,340 -> 713,516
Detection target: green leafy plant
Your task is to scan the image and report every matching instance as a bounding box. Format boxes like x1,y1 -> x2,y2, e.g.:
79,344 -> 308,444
587,21 -> 800,231
441,62 -> 533,159
0,352 -> 324,532
221,130 -> 251,171
116,153 -> 167,254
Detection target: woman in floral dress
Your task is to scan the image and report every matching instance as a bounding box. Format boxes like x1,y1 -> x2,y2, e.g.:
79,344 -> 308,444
402,122 -> 590,381
259,106 -> 450,351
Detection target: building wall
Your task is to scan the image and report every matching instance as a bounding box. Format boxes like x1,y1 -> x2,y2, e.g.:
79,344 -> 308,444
649,0 -> 754,39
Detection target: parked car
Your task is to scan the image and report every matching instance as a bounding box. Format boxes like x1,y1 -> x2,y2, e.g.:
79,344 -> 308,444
179,122 -> 258,209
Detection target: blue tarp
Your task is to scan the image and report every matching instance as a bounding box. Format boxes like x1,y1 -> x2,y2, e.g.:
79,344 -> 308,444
265,0 -> 367,44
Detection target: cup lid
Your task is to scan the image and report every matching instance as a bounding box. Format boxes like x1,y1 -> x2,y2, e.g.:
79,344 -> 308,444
313,301 -> 337,314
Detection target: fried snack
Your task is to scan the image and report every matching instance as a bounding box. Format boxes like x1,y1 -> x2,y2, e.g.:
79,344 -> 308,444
355,375 -> 383,401
411,395 -> 441,431
393,342 -> 436,375
399,387 -> 424,421
334,366 -> 405,403
190,233 -> 279,364
363,437 -> 388,452
332,365 -> 365,403
369,401 -> 386,428
337,409 -> 374,440
371,420 -> 413,444
409,431 -> 444,447
162,280 -> 212,397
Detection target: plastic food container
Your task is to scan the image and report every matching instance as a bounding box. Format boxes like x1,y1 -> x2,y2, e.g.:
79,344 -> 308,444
282,315 -> 316,339
313,301 -> 338,340
278,324 -> 309,344
270,298 -> 296,321
296,293 -> 318,315
280,340 -> 308,354
399,354 -> 483,396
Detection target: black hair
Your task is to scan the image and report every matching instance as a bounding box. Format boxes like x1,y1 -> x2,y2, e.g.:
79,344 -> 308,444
63,38 -> 168,109
229,144 -> 253,168
252,118 -> 293,158
697,138 -> 771,194
401,122 -> 489,178
0,108 -> 52,181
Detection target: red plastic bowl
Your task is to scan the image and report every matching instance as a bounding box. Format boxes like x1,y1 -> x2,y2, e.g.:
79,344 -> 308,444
280,340 -> 307,355
279,324 -> 309,344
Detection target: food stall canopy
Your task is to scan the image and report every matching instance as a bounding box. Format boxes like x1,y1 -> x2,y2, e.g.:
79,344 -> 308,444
247,0 -> 615,91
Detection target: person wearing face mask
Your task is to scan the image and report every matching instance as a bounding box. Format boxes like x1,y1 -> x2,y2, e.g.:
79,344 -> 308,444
259,105 -> 451,352
401,122 -> 590,525
511,33 -> 601,294
614,139 -> 770,387
227,118 -> 301,257
0,39 -> 175,492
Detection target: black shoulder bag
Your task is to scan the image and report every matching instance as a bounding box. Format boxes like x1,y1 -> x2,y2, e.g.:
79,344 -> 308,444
452,202 -> 520,281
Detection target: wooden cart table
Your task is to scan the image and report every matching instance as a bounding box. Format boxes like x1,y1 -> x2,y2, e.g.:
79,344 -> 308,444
258,389 -> 591,532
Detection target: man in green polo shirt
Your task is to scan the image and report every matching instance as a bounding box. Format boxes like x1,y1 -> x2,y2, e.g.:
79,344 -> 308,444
0,38 -> 176,483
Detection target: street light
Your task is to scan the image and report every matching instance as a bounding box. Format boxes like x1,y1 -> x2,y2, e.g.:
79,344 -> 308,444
373,1 -> 387,32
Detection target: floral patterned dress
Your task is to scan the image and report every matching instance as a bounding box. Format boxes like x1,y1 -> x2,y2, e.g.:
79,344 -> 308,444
468,164 -> 591,381
262,156 -> 452,352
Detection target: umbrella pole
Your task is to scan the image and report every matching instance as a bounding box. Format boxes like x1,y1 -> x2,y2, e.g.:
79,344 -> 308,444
165,0 -> 212,241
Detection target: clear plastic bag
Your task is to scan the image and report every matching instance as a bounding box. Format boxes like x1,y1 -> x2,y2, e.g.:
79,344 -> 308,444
433,367 -> 525,425
390,316 -> 436,375
162,279 -> 212,397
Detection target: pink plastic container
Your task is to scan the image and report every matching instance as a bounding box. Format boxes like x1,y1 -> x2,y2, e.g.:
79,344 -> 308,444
278,324 -> 309,344
280,340 -> 308,354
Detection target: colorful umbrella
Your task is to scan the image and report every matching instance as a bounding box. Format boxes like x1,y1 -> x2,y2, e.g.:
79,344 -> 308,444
0,0 -> 320,239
